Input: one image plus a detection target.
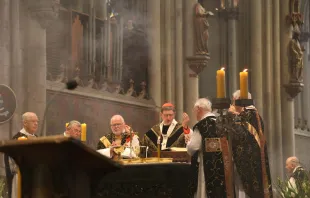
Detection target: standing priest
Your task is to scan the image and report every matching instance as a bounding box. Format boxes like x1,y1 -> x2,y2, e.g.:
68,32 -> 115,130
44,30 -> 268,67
142,103 -> 191,153
229,90 -> 273,198
187,98 -> 233,198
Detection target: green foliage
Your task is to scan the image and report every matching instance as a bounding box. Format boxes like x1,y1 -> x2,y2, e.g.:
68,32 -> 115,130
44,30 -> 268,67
276,171 -> 310,198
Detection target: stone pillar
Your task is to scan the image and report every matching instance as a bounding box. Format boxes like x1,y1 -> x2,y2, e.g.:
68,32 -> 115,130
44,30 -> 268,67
0,0 -> 11,139
280,0 -> 295,166
262,0 -> 276,181
227,10 -> 238,95
26,0 -> 59,136
250,0 -> 263,115
272,0 -> 284,179
184,0 -> 198,127
175,0 -> 184,122
301,39 -> 309,130
147,0 -> 161,111
165,0 -> 173,103
10,0 -> 24,135
76,0 -> 84,12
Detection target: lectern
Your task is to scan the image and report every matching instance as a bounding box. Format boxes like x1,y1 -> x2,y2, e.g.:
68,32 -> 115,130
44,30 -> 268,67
0,136 -> 121,198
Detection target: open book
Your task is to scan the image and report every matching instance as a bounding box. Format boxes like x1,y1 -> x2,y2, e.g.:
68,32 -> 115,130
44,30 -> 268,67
163,147 -> 187,152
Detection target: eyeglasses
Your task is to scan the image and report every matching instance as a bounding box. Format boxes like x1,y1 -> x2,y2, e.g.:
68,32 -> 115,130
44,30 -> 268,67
110,123 -> 123,127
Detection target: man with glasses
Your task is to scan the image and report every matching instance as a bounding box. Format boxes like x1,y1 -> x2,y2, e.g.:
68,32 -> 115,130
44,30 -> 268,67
64,120 -> 81,139
97,115 -> 139,159
5,112 -> 39,198
142,103 -> 191,153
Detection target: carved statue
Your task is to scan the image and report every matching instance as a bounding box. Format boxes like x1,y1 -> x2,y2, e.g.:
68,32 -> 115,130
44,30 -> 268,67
289,25 -> 304,82
138,81 -> 147,99
126,79 -> 137,97
194,3 -> 214,55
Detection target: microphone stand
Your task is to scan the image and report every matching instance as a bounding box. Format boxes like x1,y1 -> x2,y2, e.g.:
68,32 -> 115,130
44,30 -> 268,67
39,81 -> 78,136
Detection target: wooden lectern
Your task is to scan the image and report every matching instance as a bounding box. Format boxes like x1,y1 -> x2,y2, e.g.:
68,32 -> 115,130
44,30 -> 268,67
0,136 -> 121,198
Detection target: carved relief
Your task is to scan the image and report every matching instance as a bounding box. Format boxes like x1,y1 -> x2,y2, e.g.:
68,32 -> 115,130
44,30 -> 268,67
26,0 -> 60,29
289,25 -> 304,82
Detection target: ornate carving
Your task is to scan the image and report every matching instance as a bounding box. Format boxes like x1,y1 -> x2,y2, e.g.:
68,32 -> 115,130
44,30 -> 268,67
126,79 -> 137,97
186,55 -> 210,77
284,81 -> 304,99
194,3 -> 214,55
137,81 -> 147,99
26,0 -> 60,29
284,0 -> 304,99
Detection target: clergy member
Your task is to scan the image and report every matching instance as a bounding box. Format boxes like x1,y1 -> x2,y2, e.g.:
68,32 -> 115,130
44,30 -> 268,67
5,112 -> 39,198
97,115 -> 139,159
187,98 -> 233,198
229,90 -> 273,198
64,120 -> 81,139
142,103 -> 191,153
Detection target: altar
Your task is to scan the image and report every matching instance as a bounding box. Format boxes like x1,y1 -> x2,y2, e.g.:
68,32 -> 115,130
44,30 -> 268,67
1,137 -> 192,198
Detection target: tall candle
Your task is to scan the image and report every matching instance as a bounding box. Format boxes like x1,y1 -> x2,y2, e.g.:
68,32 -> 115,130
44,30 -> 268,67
240,69 -> 248,99
216,68 -> 226,98
157,136 -> 161,159
81,123 -> 87,141
66,123 -> 69,127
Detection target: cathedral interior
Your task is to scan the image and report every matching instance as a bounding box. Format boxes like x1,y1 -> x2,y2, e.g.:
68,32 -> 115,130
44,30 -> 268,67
0,0 -> 310,196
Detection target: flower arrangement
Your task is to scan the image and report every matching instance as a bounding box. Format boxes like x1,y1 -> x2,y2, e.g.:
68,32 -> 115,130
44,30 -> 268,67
276,170 -> 310,198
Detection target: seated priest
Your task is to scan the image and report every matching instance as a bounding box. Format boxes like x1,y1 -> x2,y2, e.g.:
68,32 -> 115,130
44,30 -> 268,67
64,120 -> 81,139
142,103 -> 191,154
97,115 -> 139,159
228,90 -> 273,198
5,112 -> 39,198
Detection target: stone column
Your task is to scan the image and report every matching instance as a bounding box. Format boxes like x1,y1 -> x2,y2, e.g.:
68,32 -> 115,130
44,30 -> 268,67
175,0 -> 184,122
165,0 -> 173,103
250,0 -> 263,115
119,17 -> 124,82
301,39 -> 309,130
76,0 -> 84,12
183,0 -> 198,127
0,0 -> 11,139
227,10 -> 238,95
26,0 -> 59,136
272,0 -> 284,179
280,0 -> 295,166
10,0 -> 24,135
147,0 -> 161,111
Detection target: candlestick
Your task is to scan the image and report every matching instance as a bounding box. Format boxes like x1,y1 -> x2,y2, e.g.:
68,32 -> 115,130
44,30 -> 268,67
81,123 -> 87,141
216,68 -> 226,98
157,136 -> 161,159
240,69 -> 248,99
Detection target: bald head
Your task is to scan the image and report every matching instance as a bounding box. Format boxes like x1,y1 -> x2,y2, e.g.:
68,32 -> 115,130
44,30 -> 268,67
110,115 -> 125,135
286,156 -> 300,174
22,112 -> 39,134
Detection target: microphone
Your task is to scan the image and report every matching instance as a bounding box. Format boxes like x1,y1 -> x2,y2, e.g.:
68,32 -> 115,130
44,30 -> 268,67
39,80 -> 78,136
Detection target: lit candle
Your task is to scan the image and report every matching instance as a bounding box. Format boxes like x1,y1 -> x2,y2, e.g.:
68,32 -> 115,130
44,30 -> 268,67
240,69 -> 248,99
66,123 -> 69,127
216,67 -> 226,98
81,123 -> 87,141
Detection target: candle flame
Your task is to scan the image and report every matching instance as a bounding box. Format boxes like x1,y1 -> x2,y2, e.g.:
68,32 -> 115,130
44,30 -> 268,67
243,69 -> 248,72
221,67 -> 225,71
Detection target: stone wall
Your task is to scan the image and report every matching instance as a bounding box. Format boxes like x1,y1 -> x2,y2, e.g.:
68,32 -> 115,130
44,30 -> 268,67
46,81 -> 159,149
295,132 -> 310,170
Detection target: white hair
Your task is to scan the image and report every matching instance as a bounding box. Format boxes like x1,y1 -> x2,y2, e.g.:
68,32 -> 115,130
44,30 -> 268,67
67,120 -> 81,128
22,112 -> 37,122
194,98 -> 212,112
287,156 -> 300,166
110,115 -> 125,124
232,90 -> 252,100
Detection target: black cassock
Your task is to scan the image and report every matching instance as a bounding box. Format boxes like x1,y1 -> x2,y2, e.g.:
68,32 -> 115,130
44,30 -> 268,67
231,107 -> 273,198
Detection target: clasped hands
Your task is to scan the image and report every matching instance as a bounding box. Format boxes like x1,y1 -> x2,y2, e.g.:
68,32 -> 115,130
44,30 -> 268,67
182,112 -> 191,144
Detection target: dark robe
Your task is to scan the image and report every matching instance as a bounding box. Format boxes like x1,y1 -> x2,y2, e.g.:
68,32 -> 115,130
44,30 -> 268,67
189,116 -> 234,198
291,166 -> 309,193
231,108 -> 273,198
142,122 -> 186,153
